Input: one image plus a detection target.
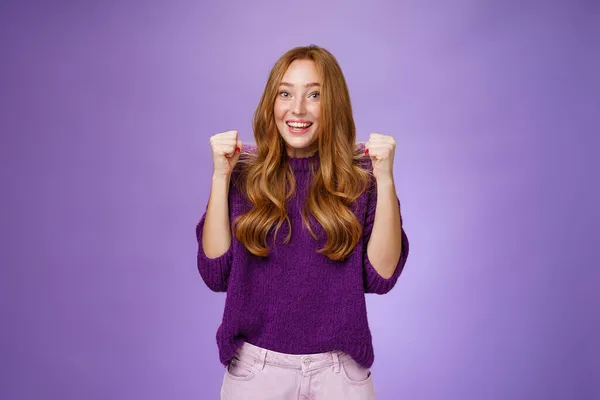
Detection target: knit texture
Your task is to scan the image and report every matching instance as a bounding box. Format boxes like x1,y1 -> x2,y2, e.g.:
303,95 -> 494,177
196,143 -> 410,369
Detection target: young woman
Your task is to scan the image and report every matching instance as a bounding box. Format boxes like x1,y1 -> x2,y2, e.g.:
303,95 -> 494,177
196,45 -> 409,400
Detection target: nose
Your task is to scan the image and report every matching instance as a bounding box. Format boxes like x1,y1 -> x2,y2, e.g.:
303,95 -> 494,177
292,97 -> 306,115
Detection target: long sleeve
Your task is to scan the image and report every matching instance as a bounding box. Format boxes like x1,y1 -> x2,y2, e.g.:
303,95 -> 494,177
196,165 -> 249,293
362,180 -> 410,294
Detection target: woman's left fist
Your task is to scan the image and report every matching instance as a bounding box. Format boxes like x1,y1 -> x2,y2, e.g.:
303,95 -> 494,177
365,133 -> 396,182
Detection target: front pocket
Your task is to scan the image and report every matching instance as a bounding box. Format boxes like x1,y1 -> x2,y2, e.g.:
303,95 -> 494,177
225,357 -> 255,381
341,359 -> 373,386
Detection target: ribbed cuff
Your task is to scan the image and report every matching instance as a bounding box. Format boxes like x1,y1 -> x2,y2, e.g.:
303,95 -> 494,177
196,214 -> 233,292
364,228 -> 409,294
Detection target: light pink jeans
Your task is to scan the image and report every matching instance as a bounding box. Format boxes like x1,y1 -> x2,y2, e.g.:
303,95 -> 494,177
220,342 -> 376,400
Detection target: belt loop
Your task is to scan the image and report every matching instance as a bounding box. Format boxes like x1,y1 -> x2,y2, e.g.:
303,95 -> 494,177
255,347 -> 267,371
332,352 -> 340,373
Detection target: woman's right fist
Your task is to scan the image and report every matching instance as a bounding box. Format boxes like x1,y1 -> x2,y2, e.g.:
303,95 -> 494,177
210,130 -> 243,177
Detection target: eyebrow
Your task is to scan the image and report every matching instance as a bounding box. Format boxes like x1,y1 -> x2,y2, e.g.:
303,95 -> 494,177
279,81 -> 321,88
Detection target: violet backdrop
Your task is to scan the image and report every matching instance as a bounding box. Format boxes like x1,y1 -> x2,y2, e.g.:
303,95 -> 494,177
1,0 -> 598,399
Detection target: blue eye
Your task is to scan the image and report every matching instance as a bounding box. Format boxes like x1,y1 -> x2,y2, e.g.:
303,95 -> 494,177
309,92 -> 320,99
279,91 -> 290,97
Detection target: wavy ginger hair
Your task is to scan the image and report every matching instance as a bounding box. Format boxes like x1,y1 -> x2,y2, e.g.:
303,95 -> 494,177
233,45 -> 371,261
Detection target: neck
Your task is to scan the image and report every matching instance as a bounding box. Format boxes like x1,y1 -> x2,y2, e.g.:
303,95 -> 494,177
286,144 -> 318,159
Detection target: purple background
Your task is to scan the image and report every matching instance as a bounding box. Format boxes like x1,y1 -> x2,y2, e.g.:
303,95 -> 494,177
1,1 -> 598,399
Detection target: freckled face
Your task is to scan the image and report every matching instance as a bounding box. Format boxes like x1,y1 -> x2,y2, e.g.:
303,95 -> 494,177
274,59 -> 321,158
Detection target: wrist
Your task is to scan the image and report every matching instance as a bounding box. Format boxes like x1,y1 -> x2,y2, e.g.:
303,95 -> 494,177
212,170 -> 231,181
375,174 -> 395,187
212,173 -> 231,188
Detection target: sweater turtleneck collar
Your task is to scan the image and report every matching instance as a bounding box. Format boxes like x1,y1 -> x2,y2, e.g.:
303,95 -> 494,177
287,151 -> 320,172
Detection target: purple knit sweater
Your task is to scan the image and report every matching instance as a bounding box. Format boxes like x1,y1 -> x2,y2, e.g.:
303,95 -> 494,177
195,144 -> 409,369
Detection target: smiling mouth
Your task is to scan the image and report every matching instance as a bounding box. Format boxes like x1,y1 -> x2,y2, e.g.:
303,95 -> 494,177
286,121 -> 313,129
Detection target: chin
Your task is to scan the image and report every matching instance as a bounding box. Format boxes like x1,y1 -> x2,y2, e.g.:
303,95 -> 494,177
277,123 -> 319,154
284,135 -> 316,149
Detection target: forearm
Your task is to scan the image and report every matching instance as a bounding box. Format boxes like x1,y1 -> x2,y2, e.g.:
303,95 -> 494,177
202,174 -> 232,258
366,177 -> 403,279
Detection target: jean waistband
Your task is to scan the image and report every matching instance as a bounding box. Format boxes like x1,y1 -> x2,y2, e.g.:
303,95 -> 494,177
234,342 -> 353,373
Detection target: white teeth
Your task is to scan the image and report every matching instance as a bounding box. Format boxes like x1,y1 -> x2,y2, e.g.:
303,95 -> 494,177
287,122 -> 312,128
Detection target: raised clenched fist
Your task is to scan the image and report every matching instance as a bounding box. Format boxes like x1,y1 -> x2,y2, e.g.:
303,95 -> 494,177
209,130 -> 243,178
